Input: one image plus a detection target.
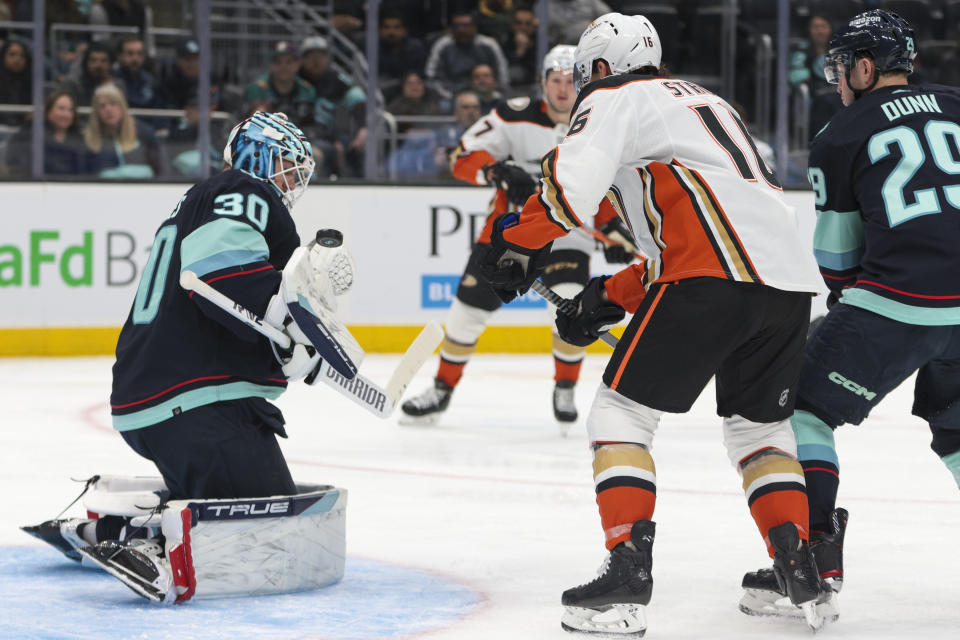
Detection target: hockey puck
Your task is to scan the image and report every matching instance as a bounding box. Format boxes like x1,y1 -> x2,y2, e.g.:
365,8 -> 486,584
315,228 -> 343,248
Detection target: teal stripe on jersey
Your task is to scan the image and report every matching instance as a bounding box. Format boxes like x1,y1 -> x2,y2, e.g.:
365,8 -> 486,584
112,381 -> 285,431
791,410 -> 838,465
183,249 -> 270,278
181,219 -> 269,276
941,450 -> 960,488
813,209 -> 864,270
841,288 -> 960,325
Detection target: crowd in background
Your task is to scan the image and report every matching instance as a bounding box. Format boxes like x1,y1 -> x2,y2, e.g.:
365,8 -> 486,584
0,0 -> 958,184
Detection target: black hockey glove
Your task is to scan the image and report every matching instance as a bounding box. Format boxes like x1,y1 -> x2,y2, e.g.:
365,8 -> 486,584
599,218 -> 638,264
477,213 -> 553,304
486,162 -> 538,208
555,276 -> 626,347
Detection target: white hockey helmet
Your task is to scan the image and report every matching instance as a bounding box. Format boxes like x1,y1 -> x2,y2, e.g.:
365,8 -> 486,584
573,13 -> 662,93
541,44 -> 576,85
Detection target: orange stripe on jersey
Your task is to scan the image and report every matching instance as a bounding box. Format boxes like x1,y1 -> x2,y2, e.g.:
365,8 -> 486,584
540,148 -> 582,230
594,193 -> 620,229
610,283 -> 668,389
678,166 -> 761,283
451,147 -> 496,185
604,264 -> 649,313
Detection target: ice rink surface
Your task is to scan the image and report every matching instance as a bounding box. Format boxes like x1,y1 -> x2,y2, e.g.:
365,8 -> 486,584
1,353 -> 958,640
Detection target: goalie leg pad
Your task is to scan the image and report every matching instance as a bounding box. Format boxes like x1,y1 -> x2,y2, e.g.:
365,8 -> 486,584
161,484 -> 348,601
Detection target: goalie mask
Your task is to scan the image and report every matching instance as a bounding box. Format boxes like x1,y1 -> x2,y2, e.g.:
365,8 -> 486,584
573,13 -> 662,94
224,111 -> 316,209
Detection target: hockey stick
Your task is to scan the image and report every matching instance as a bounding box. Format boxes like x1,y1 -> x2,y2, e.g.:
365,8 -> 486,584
179,270 -> 443,418
530,280 -> 619,349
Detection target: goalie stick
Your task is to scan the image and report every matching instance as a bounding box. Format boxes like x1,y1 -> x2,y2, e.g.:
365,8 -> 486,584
179,270 -> 443,418
530,280 -> 619,349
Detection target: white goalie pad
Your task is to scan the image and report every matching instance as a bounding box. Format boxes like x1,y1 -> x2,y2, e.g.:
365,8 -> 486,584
274,245 -> 364,379
83,475 -> 169,521
161,484 -> 347,602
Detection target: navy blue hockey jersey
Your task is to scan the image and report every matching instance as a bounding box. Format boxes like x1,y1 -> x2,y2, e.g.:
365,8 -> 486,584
808,83 -> 960,324
111,170 -> 300,430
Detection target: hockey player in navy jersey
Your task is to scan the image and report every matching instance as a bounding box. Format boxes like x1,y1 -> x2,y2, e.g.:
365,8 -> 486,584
740,9 -> 960,619
21,111 -> 362,602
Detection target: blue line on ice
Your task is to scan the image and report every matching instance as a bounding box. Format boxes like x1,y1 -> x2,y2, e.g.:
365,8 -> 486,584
0,547 -> 480,640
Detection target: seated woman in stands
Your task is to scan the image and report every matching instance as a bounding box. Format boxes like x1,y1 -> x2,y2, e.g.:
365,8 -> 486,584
5,90 -> 86,177
82,84 -> 165,178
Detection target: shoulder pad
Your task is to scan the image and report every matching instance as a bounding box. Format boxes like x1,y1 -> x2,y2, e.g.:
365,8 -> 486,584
494,97 -> 553,127
571,73 -> 657,115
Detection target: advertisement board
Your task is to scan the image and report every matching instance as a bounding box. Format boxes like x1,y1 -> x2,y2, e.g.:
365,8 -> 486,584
0,182 -> 824,354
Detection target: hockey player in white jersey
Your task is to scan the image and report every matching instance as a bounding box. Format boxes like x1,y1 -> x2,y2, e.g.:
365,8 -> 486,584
401,45 -> 637,429
477,13 -> 833,635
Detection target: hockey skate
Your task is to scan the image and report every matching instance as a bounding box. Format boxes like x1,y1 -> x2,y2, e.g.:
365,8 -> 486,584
554,380 -> 578,434
561,520 -> 654,637
739,508 -> 847,623
21,518 -> 92,562
79,538 -> 176,604
399,378 -> 453,425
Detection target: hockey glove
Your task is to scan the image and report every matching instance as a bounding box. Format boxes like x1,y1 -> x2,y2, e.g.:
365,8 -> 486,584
555,276 -> 626,347
478,213 -> 553,304
486,162 -> 538,208
599,218 -> 639,264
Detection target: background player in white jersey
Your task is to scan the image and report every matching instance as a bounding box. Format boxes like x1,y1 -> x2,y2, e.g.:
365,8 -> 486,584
478,13 -> 832,635
401,45 -> 637,429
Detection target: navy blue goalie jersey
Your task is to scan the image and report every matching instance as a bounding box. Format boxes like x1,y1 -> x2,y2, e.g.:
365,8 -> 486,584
111,170 -> 300,430
809,83 -> 960,325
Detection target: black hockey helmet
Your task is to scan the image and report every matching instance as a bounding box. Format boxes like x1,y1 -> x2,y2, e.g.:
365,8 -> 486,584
824,10 -> 916,89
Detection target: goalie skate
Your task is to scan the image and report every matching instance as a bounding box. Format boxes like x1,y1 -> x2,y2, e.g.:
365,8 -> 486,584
79,539 -> 176,604
21,518 -> 91,562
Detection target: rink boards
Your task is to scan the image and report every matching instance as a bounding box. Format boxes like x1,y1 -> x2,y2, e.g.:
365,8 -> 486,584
0,183 -> 823,355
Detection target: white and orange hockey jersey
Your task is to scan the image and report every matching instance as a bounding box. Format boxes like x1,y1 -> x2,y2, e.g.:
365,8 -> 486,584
450,96 -> 619,245
503,74 -> 823,311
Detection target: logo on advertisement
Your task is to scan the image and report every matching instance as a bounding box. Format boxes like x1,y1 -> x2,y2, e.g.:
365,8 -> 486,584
420,275 -> 546,309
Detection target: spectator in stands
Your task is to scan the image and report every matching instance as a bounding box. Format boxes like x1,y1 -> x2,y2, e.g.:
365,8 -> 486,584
298,35 -> 367,178
0,38 -> 30,127
387,71 -> 443,121
162,37 -> 201,109
113,35 -> 161,110
425,10 -> 509,96
378,10 -> 427,94
548,0 -> 611,45
82,83 -> 164,178
245,40 -> 315,127
4,90 -> 85,177
387,89 -> 482,180
469,63 -> 502,115
477,0 -> 514,43
501,6 -> 538,90
61,41 -> 114,106
89,0 -> 146,34
789,14 -> 842,139
166,94 -> 227,178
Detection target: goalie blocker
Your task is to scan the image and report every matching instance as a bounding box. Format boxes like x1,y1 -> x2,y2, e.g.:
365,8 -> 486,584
71,476 -> 347,603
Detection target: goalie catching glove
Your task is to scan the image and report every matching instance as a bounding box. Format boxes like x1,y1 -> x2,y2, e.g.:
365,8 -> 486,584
555,276 -> 625,347
477,212 -> 553,304
485,162 -> 538,208
599,217 -> 639,264
265,232 -> 364,381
